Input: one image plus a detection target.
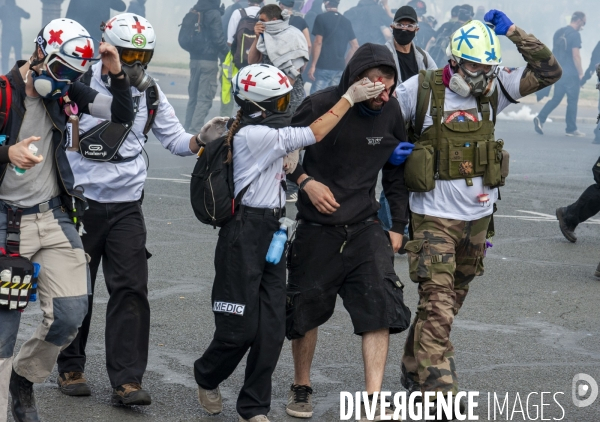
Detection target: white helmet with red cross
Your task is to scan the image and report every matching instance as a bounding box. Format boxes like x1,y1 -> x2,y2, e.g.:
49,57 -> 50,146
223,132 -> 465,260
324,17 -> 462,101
102,13 -> 156,52
35,19 -> 96,74
233,64 -> 294,113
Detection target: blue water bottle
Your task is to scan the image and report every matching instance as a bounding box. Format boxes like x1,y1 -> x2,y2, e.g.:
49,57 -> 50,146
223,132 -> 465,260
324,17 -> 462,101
30,263 -> 41,302
266,225 -> 288,265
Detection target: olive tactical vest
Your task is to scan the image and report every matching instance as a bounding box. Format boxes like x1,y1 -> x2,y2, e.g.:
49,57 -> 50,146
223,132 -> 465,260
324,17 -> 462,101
404,69 -> 506,192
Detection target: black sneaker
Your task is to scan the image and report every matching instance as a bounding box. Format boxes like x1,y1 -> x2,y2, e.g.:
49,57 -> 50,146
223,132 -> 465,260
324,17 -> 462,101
595,262 -> 600,278
9,369 -> 40,422
112,383 -> 152,406
286,384 -> 313,418
556,207 -> 577,243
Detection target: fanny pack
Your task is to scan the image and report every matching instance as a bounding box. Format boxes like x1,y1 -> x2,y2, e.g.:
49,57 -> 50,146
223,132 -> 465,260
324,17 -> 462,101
78,120 -> 135,162
0,208 -> 39,310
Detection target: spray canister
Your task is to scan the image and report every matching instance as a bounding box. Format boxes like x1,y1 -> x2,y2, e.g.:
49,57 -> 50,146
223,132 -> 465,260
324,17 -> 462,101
67,115 -> 80,151
14,144 -> 38,176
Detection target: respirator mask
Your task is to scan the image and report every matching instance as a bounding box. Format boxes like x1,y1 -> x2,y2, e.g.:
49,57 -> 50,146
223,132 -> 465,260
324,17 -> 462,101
449,59 -> 498,98
31,55 -> 85,100
119,48 -> 155,92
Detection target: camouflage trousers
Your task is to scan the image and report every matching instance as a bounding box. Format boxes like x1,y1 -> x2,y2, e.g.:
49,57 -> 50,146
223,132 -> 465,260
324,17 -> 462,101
401,212 -> 491,394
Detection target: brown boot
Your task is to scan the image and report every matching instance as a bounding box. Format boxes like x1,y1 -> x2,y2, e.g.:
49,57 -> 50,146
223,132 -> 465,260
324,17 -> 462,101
112,383 -> 152,406
57,372 -> 92,397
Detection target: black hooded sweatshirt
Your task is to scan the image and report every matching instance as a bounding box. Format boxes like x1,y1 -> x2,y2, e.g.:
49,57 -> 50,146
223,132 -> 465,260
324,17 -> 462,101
191,0 -> 229,61
290,43 -> 409,233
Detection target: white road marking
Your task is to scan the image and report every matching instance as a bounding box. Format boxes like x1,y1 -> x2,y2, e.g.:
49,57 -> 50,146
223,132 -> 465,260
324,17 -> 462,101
146,177 -> 190,184
495,210 -> 600,225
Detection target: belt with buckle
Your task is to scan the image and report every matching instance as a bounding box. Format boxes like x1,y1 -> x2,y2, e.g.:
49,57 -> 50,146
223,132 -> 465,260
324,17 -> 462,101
0,196 -> 63,215
244,206 -> 286,218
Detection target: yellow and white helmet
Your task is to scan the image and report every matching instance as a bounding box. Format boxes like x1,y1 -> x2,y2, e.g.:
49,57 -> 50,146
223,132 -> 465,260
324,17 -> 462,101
447,20 -> 502,65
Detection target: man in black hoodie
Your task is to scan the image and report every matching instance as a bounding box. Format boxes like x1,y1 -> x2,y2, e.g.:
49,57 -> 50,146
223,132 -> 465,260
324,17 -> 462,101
184,0 -> 229,133
285,43 -> 411,419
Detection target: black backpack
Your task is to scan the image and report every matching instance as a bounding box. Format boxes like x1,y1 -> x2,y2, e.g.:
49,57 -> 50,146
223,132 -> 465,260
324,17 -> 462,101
231,8 -> 258,68
178,9 -> 206,53
190,135 -> 247,228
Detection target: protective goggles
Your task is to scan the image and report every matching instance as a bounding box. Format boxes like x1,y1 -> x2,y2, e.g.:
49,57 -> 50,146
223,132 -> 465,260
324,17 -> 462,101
458,60 -> 498,78
264,92 -> 291,113
391,22 -> 419,30
46,56 -> 85,83
119,48 -> 154,66
240,92 -> 291,114
57,36 -> 101,65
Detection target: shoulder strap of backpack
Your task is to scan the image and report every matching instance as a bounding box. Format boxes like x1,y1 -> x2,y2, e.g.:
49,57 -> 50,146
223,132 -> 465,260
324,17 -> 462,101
413,70 -> 436,139
0,75 -> 12,133
143,84 -> 160,135
239,7 -> 248,19
415,45 -> 428,69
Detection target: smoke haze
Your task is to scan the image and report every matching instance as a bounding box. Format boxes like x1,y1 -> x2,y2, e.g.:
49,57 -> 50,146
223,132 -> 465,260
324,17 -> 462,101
4,0 -> 600,67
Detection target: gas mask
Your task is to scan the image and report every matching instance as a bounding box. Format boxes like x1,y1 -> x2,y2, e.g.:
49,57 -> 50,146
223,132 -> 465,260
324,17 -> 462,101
32,70 -> 71,100
122,63 -> 155,92
449,60 -> 498,98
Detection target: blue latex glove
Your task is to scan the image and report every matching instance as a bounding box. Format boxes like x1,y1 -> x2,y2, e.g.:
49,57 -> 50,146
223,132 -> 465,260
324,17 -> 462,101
388,142 -> 414,166
484,9 -> 513,36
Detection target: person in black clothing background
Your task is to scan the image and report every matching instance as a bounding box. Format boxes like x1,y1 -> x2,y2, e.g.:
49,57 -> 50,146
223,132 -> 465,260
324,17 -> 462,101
581,41 -> 600,144
535,11 -> 586,137
378,5 -> 436,233
308,0 -> 358,94
184,0 -> 229,133
406,0 -> 434,51
284,43 -> 411,419
344,0 -> 392,46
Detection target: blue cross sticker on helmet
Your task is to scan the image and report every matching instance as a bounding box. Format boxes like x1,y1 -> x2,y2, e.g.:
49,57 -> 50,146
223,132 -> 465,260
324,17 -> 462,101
451,20 -> 502,65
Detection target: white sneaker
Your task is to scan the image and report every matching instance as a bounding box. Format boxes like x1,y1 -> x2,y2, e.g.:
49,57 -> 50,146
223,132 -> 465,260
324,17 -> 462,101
533,116 -> 544,134
286,192 -> 298,203
566,130 -> 586,137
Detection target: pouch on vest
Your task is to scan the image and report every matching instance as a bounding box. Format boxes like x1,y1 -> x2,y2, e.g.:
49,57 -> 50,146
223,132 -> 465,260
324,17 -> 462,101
482,139 -> 504,187
404,143 -> 435,192
78,120 -> 133,162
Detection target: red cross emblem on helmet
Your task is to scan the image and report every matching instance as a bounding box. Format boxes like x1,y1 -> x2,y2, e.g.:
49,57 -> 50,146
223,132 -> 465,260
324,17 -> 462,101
240,74 -> 257,91
48,29 -> 64,45
75,39 -> 94,66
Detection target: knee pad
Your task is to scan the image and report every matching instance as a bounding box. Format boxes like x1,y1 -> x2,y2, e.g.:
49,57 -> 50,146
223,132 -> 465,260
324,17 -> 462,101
44,296 -> 88,346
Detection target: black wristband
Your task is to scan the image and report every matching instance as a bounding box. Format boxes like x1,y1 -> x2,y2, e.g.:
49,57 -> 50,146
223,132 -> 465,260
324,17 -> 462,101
299,176 -> 315,191
108,69 -> 126,79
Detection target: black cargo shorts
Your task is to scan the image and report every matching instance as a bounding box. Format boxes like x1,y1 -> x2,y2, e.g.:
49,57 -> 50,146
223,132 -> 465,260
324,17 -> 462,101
286,219 -> 411,339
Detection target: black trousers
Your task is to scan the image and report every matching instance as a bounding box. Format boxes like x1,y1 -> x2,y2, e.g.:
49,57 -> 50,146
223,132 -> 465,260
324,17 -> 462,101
564,183 -> 600,228
57,199 -> 150,388
194,208 -> 286,419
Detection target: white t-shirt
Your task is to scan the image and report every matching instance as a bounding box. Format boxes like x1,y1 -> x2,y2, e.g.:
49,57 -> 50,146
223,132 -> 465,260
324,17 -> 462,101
395,67 -> 524,221
227,6 -> 261,44
233,125 -> 316,208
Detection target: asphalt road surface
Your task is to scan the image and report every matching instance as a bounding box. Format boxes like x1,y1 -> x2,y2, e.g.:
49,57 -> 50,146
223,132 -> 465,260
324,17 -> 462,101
7,84 -> 600,422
